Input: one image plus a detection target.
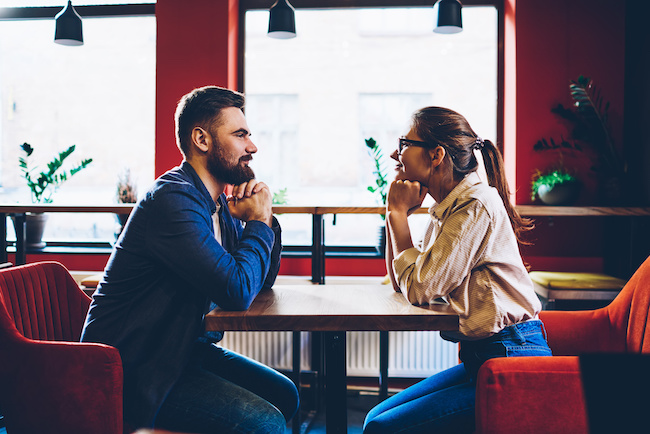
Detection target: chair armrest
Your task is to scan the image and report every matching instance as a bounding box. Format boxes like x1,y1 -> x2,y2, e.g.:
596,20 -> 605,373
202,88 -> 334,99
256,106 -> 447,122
475,356 -> 588,434
4,339 -> 123,434
540,309 -> 624,355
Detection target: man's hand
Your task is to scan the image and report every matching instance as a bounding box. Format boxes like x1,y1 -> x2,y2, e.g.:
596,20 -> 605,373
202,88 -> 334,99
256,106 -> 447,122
227,180 -> 273,226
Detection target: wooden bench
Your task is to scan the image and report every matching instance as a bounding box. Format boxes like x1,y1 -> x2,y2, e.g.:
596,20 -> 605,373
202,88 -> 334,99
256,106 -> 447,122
530,271 -> 626,310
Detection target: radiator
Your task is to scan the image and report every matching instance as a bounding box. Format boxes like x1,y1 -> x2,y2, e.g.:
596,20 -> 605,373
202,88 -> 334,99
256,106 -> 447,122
219,331 -> 458,378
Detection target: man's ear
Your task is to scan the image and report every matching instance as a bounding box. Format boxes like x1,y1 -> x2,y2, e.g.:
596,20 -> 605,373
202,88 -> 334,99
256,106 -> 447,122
190,127 -> 210,154
429,146 -> 446,168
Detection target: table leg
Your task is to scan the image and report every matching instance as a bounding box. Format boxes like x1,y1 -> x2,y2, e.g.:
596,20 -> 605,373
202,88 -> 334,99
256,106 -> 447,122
325,331 -> 347,434
379,331 -> 389,401
13,213 -> 26,265
292,331 -> 301,434
312,214 -> 325,284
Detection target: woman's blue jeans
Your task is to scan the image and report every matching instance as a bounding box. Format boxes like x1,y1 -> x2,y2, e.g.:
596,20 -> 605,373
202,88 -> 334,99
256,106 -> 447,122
154,342 -> 299,434
363,319 -> 552,434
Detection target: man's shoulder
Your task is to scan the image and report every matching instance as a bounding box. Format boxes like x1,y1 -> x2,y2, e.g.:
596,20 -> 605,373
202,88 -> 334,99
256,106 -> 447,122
141,166 -> 210,212
153,168 -> 195,193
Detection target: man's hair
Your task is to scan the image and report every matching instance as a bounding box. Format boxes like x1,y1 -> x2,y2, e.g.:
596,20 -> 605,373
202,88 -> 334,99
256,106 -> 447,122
174,86 -> 245,156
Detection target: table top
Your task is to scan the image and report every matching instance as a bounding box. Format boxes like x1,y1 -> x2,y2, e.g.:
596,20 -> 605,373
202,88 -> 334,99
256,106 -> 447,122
205,284 -> 459,332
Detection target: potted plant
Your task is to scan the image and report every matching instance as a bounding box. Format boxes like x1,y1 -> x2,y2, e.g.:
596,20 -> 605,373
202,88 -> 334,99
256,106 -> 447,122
539,75 -> 626,205
531,137 -> 582,206
365,137 -> 389,254
115,168 -> 138,238
18,142 -> 92,248
531,168 -> 580,206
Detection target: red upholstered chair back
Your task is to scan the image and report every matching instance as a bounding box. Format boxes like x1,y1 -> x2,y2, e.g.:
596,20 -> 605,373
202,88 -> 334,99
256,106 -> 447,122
604,256 -> 650,353
0,261 -> 90,342
0,262 -> 124,434
541,255 -> 650,356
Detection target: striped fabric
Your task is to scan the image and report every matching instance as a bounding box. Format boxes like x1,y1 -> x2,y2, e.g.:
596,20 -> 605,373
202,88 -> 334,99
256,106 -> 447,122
393,172 -> 541,341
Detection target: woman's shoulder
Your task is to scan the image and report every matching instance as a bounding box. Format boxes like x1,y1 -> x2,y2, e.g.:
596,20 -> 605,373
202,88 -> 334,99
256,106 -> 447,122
457,181 -> 505,219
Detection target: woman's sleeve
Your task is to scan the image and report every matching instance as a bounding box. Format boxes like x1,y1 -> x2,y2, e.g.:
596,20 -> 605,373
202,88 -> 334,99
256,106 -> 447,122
393,199 -> 492,305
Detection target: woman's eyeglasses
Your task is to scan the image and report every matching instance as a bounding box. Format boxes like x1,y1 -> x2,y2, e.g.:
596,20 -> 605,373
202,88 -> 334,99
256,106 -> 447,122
397,137 -> 456,161
397,138 -> 436,156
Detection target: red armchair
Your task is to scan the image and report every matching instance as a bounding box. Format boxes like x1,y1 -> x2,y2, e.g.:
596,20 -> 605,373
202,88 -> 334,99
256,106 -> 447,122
0,261 -> 123,434
475,255 -> 650,434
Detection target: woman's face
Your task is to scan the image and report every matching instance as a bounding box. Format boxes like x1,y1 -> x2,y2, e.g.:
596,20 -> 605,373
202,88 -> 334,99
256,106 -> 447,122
391,127 -> 435,186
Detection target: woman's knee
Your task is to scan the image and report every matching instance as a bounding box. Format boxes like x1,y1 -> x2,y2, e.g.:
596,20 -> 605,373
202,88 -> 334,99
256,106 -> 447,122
363,417 -> 391,434
267,372 -> 300,422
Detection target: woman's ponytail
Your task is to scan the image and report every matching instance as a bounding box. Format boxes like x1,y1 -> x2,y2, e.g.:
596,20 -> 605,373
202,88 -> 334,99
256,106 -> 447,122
412,106 -> 534,244
480,140 -> 534,244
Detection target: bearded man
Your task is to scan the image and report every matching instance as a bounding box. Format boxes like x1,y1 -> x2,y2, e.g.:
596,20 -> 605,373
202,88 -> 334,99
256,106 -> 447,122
81,86 -> 298,433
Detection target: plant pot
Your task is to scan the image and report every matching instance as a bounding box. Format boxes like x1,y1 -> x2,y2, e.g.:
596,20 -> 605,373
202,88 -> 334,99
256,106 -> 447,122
12,212 -> 48,250
538,181 -> 581,206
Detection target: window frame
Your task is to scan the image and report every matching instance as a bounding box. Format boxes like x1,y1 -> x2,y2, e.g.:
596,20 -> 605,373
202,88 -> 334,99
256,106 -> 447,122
0,3 -> 156,246
0,4 -> 155,20
238,0 -> 504,150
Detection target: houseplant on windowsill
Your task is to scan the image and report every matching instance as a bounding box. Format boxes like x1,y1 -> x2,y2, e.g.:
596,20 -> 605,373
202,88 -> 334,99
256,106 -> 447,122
18,142 -> 93,249
365,137 -> 389,254
115,168 -> 138,239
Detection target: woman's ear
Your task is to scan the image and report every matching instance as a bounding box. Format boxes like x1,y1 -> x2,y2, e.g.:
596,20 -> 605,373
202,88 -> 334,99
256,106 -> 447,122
429,146 -> 446,168
190,127 -> 210,154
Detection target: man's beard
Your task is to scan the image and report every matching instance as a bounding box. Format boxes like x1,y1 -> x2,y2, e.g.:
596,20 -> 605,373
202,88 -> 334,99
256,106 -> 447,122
207,136 -> 255,185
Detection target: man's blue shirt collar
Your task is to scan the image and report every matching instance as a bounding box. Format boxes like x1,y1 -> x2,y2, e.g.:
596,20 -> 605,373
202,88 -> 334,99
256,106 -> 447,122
179,160 -> 222,215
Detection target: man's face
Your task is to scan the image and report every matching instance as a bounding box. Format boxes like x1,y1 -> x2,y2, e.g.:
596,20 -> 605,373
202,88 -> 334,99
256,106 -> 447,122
206,107 -> 258,185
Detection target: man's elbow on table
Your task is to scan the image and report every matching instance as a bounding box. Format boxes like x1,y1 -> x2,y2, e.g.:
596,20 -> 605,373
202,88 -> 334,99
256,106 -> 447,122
217,297 -> 254,311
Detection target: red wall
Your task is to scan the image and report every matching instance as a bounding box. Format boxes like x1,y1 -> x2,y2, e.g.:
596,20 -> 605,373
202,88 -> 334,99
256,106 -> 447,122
511,0 -> 625,205
7,253 -> 388,277
508,0 -> 626,272
155,0 -> 239,177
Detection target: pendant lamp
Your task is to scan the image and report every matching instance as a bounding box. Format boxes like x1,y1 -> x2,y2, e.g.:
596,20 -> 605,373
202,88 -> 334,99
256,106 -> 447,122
54,0 -> 83,46
433,0 -> 463,34
268,0 -> 296,39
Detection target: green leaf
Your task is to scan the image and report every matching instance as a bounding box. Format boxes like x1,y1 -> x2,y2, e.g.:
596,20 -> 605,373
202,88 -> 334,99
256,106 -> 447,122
365,137 -> 389,206
20,142 -> 34,156
272,187 -> 289,205
531,169 -> 578,200
18,143 -> 92,203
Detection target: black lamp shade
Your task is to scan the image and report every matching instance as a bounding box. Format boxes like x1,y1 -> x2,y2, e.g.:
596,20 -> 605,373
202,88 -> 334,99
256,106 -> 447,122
55,1 -> 83,46
434,0 -> 463,34
268,0 -> 296,39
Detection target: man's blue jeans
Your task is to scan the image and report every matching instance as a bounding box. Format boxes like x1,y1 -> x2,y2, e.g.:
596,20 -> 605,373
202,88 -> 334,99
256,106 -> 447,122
363,319 -> 552,434
154,342 -> 299,434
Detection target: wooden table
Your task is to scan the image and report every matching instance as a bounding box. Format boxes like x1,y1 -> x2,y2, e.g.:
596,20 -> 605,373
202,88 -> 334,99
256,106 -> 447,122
205,283 -> 459,434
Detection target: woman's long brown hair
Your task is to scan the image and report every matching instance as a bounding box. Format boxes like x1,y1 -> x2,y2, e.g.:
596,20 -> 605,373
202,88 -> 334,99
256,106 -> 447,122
412,107 -> 534,244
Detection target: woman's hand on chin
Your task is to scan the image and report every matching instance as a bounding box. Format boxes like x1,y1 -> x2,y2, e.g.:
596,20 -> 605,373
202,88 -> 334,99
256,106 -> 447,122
387,179 -> 426,215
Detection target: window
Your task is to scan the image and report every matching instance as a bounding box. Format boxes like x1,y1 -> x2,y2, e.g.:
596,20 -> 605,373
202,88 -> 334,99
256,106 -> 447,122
244,4 -> 498,247
0,3 -> 155,241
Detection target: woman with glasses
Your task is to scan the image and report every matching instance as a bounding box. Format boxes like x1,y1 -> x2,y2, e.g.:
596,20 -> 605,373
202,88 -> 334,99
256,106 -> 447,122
363,107 -> 551,434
